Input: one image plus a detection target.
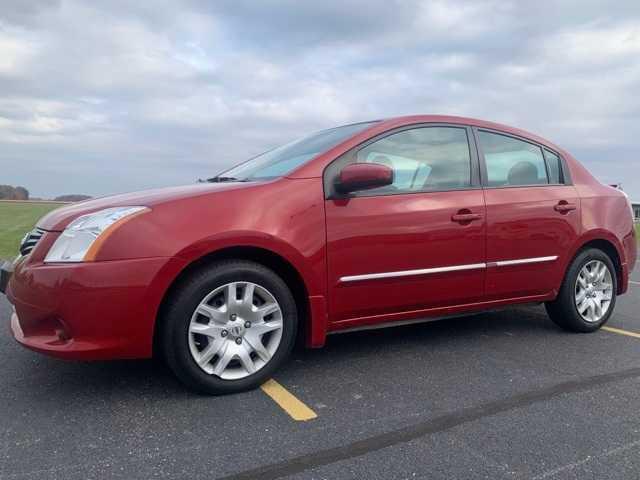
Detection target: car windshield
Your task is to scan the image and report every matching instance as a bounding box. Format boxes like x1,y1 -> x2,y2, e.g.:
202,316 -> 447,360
214,121 -> 378,181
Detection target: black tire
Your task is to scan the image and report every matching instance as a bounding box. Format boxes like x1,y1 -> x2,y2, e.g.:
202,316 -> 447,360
160,260 -> 297,395
545,248 -> 617,333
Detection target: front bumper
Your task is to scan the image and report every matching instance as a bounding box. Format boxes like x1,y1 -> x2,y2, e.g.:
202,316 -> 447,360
5,255 -> 185,360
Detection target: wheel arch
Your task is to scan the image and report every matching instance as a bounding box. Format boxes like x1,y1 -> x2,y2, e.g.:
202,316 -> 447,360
153,245 -> 318,357
567,232 -> 626,295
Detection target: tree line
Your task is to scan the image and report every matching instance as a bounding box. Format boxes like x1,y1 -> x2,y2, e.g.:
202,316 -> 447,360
0,185 -> 92,202
0,185 -> 29,200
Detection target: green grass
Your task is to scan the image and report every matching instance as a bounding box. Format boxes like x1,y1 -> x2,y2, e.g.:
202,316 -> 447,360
0,202 -> 63,260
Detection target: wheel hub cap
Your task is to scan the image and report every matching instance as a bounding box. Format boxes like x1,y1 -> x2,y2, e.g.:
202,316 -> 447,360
187,281 -> 284,380
574,260 -> 613,323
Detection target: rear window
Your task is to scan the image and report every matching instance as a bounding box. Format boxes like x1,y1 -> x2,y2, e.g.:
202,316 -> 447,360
478,131 -> 548,187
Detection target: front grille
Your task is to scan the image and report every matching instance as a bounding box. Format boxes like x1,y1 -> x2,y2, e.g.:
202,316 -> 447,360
19,228 -> 46,256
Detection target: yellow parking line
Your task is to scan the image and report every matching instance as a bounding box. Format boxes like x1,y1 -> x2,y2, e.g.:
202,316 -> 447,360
261,379 -> 318,421
602,326 -> 640,339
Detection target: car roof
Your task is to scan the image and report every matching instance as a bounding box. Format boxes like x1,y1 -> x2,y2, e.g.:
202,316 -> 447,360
374,115 -> 564,153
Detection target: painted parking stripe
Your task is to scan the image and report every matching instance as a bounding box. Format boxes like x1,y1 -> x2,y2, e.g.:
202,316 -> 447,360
261,379 -> 318,421
602,326 -> 640,339
630,280 -> 640,286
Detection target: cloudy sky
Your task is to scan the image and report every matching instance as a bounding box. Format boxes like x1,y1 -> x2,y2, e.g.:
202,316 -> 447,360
1,0 -> 639,199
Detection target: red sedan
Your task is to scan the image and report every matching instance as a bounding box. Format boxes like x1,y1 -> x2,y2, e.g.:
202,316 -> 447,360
1,115 -> 636,394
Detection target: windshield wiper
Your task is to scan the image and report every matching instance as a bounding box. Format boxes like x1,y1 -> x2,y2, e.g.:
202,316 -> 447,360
207,176 -> 246,183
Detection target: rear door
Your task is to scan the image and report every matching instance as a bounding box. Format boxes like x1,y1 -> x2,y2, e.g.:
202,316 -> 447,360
324,125 -> 486,328
476,128 -> 581,300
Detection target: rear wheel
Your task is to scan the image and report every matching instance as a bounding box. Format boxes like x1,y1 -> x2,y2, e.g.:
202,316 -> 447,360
545,248 -> 617,332
160,260 -> 297,394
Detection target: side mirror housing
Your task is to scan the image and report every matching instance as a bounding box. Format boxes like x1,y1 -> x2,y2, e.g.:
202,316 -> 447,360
335,163 -> 394,194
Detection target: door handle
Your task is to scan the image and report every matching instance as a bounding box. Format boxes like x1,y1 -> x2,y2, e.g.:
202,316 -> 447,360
451,211 -> 483,223
554,202 -> 577,213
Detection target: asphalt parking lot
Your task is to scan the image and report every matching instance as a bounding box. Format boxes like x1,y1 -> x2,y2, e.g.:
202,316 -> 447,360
1,267 -> 639,480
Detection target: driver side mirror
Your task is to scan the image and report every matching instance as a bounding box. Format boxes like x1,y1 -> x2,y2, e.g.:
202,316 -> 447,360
335,163 -> 394,194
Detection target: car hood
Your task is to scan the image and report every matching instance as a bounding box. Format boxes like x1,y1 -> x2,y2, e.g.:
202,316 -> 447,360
37,182 -> 257,231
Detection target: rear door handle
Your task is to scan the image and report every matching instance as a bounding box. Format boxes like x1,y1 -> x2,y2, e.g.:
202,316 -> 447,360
554,202 -> 577,213
451,211 -> 483,223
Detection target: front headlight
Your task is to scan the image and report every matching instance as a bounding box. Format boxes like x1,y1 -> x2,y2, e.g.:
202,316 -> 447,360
45,206 -> 149,263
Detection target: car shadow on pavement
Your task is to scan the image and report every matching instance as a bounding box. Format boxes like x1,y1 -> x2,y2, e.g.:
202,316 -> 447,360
292,305 -> 559,362
9,305 -> 560,399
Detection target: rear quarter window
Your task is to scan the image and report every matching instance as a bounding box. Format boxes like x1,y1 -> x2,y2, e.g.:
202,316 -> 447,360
543,149 -> 563,184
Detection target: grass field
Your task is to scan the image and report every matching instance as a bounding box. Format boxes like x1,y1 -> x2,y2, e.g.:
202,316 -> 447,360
0,202 -> 63,260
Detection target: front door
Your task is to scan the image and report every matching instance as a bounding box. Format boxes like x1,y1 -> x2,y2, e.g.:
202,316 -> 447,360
324,125 -> 486,329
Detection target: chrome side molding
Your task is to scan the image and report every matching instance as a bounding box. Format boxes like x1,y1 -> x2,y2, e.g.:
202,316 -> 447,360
339,256 -> 558,283
489,256 -> 558,267
340,263 -> 486,283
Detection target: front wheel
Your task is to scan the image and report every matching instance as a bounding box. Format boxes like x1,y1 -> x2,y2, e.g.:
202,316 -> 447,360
160,260 -> 298,394
545,248 -> 617,332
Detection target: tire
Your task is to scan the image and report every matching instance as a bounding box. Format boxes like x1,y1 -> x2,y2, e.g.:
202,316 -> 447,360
160,260 -> 297,394
545,248 -> 617,333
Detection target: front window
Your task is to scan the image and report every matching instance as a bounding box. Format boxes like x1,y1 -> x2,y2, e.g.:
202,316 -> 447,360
355,126 -> 472,194
216,122 -> 377,181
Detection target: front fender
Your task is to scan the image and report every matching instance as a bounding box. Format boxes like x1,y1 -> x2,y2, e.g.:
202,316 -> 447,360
174,230 -> 324,297
162,232 -> 328,348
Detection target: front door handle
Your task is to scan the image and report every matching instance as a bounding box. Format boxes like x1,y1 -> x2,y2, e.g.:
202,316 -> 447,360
451,211 -> 483,223
554,201 -> 577,213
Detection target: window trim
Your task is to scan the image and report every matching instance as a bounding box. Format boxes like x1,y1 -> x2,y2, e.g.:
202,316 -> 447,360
473,127 -> 572,189
323,123 -> 481,200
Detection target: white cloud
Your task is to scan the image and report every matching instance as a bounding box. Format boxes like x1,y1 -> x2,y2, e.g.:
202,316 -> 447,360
0,0 -> 639,198
415,0 -> 514,38
549,21 -> 640,63
0,29 -> 39,75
